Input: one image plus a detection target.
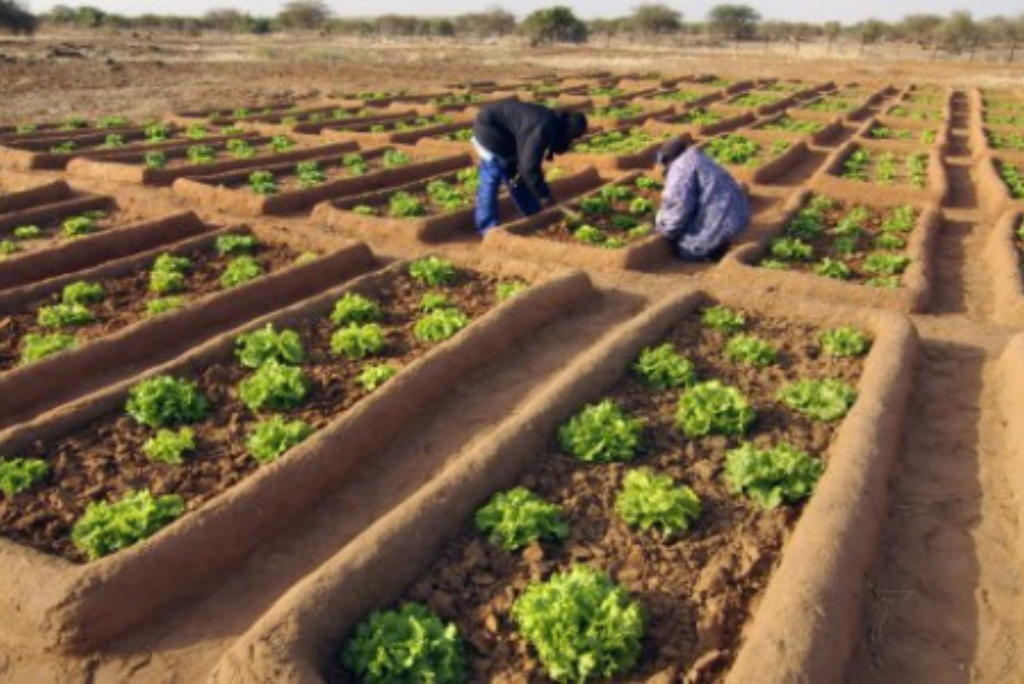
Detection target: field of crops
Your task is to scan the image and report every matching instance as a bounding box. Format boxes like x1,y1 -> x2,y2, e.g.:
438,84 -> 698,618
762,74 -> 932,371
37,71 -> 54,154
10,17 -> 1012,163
1,69 -> 1023,683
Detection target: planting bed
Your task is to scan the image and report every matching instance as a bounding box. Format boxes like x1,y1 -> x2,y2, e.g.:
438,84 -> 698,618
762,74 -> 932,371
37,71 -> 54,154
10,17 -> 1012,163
0,228 -> 301,375
484,171 -> 673,270
315,165 -> 601,243
559,125 -> 678,172
174,146 -> 468,217
1,194 -> 122,252
211,287 -> 914,684
659,107 -> 755,137
725,191 -> 939,312
975,155 -> 1024,215
697,131 -> 809,185
862,119 -> 939,146
814,140 -> 946,205
0,125 -> 251,170
65,134 -> 326,186
0,252 -> 591,650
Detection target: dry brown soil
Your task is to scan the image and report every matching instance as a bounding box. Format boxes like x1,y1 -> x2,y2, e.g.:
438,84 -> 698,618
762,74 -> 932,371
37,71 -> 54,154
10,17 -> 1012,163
0,34 -> 1021,683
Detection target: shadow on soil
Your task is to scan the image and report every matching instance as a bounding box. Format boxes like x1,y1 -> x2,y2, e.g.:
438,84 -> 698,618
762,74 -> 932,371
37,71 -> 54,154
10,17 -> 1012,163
850,338 -> 983,682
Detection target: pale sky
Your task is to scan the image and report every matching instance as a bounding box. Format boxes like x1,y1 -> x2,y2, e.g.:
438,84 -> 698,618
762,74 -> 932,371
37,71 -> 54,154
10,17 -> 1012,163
24,0 -> 1022,23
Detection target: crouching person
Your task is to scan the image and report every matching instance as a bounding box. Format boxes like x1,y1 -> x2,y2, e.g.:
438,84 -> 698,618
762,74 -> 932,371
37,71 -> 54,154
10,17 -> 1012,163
654,137 -> 750,261
472,100 -> 588,234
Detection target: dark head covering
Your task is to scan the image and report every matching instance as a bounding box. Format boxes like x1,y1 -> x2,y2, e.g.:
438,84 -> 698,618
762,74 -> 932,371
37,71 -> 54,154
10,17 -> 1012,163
550,110 -> 589,155
657,136 -> 690,169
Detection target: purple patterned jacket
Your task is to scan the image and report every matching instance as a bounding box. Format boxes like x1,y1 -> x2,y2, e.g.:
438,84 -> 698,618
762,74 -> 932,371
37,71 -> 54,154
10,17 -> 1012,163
654,148 -> 750,259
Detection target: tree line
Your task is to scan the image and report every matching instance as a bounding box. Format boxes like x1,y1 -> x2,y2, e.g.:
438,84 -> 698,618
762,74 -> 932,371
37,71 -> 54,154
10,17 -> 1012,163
2,1 -> 1023,57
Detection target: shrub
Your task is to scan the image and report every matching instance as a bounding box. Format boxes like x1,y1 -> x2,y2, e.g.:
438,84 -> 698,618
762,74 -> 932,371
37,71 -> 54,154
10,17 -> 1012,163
615,469 -> 701,538
71,490 -> 185,561
724,335 -> 778,368
701,305 -> 746,333
676,381 -> 756,438
414,308 -> 469,344
246,416 -> 314,464
342,603 -> 466,683
632,344 -> 696,390
220,256 -> 265,288
0,458 -> 49,497
37,302 -> 95,329
778,379 -> 857,421
142,428 -> 196,465
331,323 -> 387,359
558,399 -> 643,463
215,233 -> 260,256
409,256 -> 459,286
62,281 -> 105,306
20,333 -> 77,365
820,327 -> 872,357
235,324 -> 305,368
512,565 -> 645,683
126,375 -> 210,428
474,487 -> 568,551
725,442 -> 823,508
238,360 -> 310,412
330,293 -> 383,326
357,363 -> 397,392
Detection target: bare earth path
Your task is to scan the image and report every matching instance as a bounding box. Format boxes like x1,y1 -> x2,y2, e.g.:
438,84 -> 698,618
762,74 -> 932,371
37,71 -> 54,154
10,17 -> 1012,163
849,92 -> 1024,683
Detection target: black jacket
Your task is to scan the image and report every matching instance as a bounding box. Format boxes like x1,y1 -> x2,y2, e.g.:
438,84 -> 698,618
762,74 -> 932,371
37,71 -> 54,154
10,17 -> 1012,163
473,101 -> 570,200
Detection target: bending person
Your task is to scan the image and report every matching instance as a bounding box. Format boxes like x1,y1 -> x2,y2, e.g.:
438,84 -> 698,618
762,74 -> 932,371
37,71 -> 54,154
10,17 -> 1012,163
654,137 -> 750,261
471,100 -> 588,234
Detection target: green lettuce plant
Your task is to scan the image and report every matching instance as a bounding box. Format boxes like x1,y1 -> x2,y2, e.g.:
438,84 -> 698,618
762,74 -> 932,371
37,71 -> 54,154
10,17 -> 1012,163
238,360 -> 310,412
474,487 -> 569,550
342,603 -> 467,683
632,344 -> 696,390
0,457 -> 49,497
615,469 -> 701,538
414,308 -> 468,344
126,375 -> 210,428
409,256 -> 459,286
725,442 -> 823,508
330,293 -> 383,326
357,363 -> 398,392
20,333 -> 77,365
142,428 -> 196,465
61,281 -> 105,306
512,565 -> 645,683
246,416 -> 314,464
235,324 -> 305,368
820,327 -> 872,357
778,379 -> 857,421
221,256 -> 265,288
71,489 -> 185,561
37,302 -> 95,329
675,381 -> 756,437
701,305 -> 746,333
558,399 -> 643,463
724,334 -> 778,368
215,233 -> 260,256
331,323 -> 387,359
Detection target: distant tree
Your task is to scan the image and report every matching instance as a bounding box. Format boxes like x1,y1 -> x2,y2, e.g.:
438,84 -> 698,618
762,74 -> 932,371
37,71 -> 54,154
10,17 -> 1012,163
0,0 -> 35,34
276,0 -> 330,31
824,21 -> 842,49
203,8 -> 245,32
589,17 -> 624,45
898,14 -> 944,45
455,6 -> 516,38
708,4 -> 760,41
857,19 -> 887,45
629,3 -> 682,37
942,10 -> 978,51
75,6 -> 106,29
521,6 -> 588,45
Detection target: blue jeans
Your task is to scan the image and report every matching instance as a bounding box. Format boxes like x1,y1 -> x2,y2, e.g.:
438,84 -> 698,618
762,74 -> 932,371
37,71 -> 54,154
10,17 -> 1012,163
474,157 -> 542,233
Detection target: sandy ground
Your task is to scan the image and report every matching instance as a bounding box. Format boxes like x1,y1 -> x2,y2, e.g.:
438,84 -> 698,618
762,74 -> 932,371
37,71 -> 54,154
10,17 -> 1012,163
0,34 -> 1022,683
